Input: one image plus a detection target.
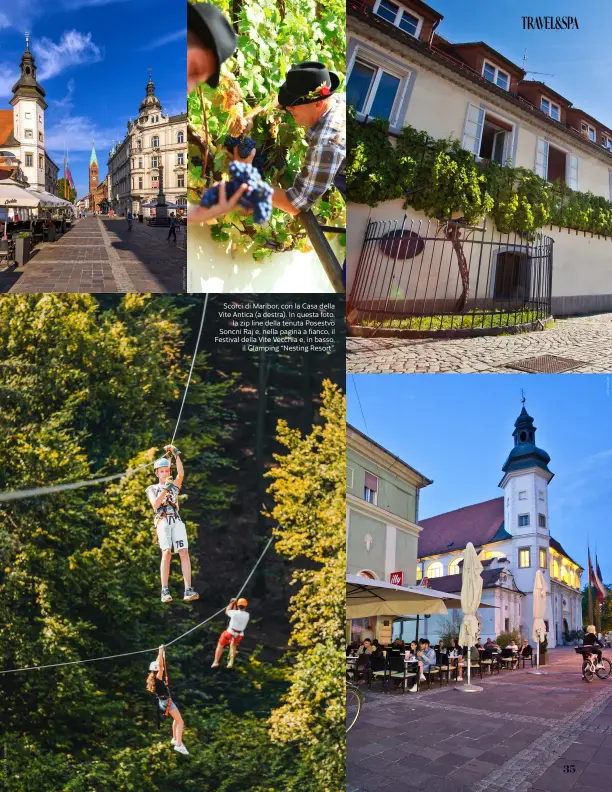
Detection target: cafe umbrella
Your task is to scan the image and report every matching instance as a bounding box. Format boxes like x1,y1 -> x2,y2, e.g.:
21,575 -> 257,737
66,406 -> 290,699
457,542 -> 484,693
529,569 -> 548,676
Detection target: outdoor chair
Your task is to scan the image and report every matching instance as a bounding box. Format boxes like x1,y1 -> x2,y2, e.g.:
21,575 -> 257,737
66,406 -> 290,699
459,658 -> 483,680
435,650 -> 453,685
367,655 -> 387,692
386,655 -> 415,694
500,649 -> 516,670
520,647 -> 534,668
423,663 -> 443,689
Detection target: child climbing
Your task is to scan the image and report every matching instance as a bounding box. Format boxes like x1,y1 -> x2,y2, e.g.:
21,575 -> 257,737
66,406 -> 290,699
146,646 -> 189,755
146,444 -> 199,603
211,598 -> 250,669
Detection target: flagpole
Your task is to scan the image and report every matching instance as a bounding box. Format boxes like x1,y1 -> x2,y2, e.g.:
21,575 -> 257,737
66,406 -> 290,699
588,545 -> 594,626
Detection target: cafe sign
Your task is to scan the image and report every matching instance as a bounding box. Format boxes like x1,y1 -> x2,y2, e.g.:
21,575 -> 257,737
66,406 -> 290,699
4,199 -> 17,204
389,571 -> 404,586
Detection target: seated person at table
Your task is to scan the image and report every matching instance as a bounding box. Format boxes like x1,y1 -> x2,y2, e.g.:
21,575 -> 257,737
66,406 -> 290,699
437,640 -> 448,655
371,639 -> 383,658
346,643 -> 358,656
518,639 -> 531,656
449,638 -> 464,681
409,639 -> 436,692
358,638 -> 374,656
391,638 -> 405,653
509,639 -> 519,652
469,644 -> 481,663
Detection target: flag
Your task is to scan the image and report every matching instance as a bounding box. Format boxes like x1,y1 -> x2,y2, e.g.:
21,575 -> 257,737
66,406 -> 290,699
587,546 -> 594,625
66,165 -> 75,190
594,556 -> 608,601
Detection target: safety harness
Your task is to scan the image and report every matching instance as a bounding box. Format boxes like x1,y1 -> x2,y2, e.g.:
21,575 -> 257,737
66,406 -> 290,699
156,647 -> 173,727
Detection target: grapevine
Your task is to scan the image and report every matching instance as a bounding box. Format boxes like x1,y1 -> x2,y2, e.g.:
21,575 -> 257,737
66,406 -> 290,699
201,162 -> 274,224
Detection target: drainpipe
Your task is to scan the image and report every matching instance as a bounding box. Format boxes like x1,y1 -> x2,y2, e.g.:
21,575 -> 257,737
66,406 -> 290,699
428,18 -> 441,49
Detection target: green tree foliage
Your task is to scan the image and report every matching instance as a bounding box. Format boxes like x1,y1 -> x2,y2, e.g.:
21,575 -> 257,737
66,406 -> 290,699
0,295 -> 335,791
188,0 -> 346,260
266,381 -> 345,792
56,178 -> 76,203
348,112 -> 612,238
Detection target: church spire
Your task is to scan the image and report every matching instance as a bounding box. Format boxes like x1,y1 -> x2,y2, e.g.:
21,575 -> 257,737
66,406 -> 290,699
90,141 -> 98,167
10,32 -> 47,108
501,401 -> 552,477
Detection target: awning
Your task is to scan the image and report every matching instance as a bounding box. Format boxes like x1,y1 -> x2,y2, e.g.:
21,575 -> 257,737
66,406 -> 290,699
27,189 -> 69,208
346,574 -> 495,619
0,181 -> 49,208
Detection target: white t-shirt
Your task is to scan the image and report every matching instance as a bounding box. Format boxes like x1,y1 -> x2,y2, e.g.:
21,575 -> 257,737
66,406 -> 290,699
227,609 -> 250,634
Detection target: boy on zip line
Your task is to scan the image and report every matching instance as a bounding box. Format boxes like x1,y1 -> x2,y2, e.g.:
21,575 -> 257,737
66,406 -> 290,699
146,445 -> 199,603
212,597 -> 250,669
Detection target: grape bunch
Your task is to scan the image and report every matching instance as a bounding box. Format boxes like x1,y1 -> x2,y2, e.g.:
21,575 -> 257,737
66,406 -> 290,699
224,134 -> 257,159
199,162 -> 273,224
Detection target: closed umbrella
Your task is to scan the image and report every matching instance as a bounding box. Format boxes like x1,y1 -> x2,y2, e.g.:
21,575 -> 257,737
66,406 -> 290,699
458,542 -> 484,692
530,569 -> 548,675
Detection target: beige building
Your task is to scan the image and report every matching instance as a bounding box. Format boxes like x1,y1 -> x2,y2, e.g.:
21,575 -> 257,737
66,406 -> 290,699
347,0 -> 612,314
107,75 -> 187,216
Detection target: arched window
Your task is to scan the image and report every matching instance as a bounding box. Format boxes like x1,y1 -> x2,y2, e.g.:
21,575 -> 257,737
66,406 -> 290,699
487,550 -> 507,561
152,135 -> 159,148
426,561 -> 443,579
448,557 -> 463,575
415,566 -> 422,581
357,569 -> 377,580
551,559 -> 559,578
561,566 -> 569,584
177,131 -> 184,144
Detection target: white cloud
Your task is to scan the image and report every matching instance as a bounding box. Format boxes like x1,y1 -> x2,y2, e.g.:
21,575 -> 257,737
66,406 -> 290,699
138,30 -> 185,51
0,65 -> 18,97
0,12 -> 11,29
50,77 -> 76,111
33,30 -> 103,81
46,113 -> 123,154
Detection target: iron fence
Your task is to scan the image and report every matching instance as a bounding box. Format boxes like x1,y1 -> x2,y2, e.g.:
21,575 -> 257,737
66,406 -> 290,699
348,216 -> 553,334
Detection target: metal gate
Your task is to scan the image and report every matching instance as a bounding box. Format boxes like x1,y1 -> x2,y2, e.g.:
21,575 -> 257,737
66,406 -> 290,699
348,216 -> 553,333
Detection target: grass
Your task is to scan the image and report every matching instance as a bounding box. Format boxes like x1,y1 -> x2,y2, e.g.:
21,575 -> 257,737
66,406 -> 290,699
361,309 -> 545,331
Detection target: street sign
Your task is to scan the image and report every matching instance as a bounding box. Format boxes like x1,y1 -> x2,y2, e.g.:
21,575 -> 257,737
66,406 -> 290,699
389,571 -> 403,586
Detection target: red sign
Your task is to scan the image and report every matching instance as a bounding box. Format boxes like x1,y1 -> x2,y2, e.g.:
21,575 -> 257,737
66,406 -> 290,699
389,571 -> 404,586
152,181 -> 159,188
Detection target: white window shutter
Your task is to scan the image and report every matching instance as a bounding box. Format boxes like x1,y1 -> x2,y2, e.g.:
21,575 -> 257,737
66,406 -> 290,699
462,103 -> 484,155
568,155 -> 578,190
535,138 -> 549,179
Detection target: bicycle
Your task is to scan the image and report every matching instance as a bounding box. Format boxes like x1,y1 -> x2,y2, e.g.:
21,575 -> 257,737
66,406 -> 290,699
346,680 -> 364,733
575,646 -> 612,682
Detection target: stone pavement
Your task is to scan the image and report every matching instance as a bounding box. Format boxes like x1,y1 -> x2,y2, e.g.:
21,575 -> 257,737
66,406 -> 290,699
347,648 -> 612,792
0,216 -> 185,293
347,314 -> 612,373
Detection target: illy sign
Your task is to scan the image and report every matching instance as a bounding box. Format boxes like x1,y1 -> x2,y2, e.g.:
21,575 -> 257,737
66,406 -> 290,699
389,571 -> 403,586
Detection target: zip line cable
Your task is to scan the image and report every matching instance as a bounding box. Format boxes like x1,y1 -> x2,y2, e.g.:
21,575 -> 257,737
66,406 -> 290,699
0,534 -> 274,675
0,296 -> 210,504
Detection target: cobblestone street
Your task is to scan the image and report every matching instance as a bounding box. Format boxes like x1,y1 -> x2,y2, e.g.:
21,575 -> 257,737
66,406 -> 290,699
347,314 -> 612,373
0,216 -> 185,293
348,648 -> 612,792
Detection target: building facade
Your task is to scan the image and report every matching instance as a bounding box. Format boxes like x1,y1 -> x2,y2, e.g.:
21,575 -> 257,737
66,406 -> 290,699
346,0 -> 612,314
107,75 -> 187,216
413,404 -> 583,648
346,424 -> 432,644
0,36 -> 58,195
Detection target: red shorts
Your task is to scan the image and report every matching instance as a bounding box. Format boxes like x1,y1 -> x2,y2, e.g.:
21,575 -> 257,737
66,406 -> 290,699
218,630 -> 243,647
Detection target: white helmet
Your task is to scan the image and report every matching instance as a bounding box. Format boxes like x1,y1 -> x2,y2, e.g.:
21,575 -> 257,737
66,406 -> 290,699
149,660 -> 159,672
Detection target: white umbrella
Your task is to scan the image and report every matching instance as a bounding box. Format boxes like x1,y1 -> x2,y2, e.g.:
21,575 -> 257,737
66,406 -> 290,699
346,574 -> 463,618
0,180 -> 47,208
530,569 -> 548,675
458,542 -> 484,692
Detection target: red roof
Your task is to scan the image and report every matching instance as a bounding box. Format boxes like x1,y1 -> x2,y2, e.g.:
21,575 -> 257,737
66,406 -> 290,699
418,497 -> 505,558
0,111 -> 14,147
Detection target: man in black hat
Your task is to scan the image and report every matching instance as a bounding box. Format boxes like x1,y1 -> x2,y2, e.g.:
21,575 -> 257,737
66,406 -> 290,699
271,61 -> 346,217
188,2 -> 237,91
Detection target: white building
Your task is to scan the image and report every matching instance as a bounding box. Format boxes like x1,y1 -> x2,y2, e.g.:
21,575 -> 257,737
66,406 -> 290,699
411,403 -> 583,648
0,36 -> 58,195
107,75 -> 187,216
347,0 -> 612,315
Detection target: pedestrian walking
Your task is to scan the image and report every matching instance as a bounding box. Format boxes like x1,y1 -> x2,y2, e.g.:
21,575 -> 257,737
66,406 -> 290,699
167,213 -> 177,243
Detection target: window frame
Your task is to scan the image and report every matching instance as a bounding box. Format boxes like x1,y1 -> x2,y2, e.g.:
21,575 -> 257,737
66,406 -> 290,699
177,174 -> 185,188
482,60 -> 510,91
581,122 -> 596,143
518,547 -> 531,568
518,513 -> 530,527
426,560 -> 444,579
541,96 -> 561,121
25,153 -> 33,167
372,0 -> 424,39
462,103 -> 516,167
24,129 -> 33,139
538,513 -> 546,528
518,490 -> 527,500
177,131 -> 184,144
364,486 -> 377,505
177,152 -> 185,166
347,49 -> 409,130
539,548 -> 547,569
152,136 -> 160,148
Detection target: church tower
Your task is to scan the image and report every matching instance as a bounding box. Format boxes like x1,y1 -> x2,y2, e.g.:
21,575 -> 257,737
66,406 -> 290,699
9,33 -> 48,191
499,401 -> 555,646
89,142 -> 99,196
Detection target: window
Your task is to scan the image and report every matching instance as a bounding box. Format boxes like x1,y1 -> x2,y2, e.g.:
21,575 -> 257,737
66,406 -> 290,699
177,174 -> 185,188
152,136 -> 159,148
426,561 -> 443,579
504,618 -> 510,632
581,122 -> 596,143
38,132 -> 43,142
482,61 -> 510,91
364,471 -> 378,505
535,138 -> 578,189
462,104 -> 513,166
347,58 -> 402,124
38,154 -> 43,169
518,490 -> 527,500
541,97 -> 561,121
538,489 -> 544,501
518,514 -> 530,527
137,139 -> 142,150
538,513 -> 546,528
25,112 -> 31,119
177,153 -> 184,165
138,177 -> 143,190
177,131 -> 184,144
152,175 -> 158,186
416,565 -> 422,581
138,157 -> 143,169
25,129 -> 33,139
604,136 -> 612,151
519,548 -> 531,568
448,557 -> 464,575
373,0 -> 422,38
151,156 -> 159,168
540,549 -> 547,568
551,558 -> 559,578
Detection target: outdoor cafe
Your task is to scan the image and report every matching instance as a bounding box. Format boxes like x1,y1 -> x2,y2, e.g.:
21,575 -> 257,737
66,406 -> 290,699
0,181 -> 75,266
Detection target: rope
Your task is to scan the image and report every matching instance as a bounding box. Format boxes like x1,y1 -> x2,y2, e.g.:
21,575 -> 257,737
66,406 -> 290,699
0,297 -> 210,504
0,534 -> 274,675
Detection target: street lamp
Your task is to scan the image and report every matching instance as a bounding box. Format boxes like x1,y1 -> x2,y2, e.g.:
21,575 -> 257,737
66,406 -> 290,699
153,146 -> 168,226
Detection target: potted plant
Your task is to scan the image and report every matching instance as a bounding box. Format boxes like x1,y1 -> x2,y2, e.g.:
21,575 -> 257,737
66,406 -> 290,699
15,231 -> 31,265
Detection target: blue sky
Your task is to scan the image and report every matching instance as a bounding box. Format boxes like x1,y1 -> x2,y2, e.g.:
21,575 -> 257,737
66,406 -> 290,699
431,0 -> 612,130
348,374 -> 612,584
0,0 -> 186,198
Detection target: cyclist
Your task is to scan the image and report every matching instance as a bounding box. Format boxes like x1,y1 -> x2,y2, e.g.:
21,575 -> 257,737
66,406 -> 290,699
584,625 -> 605,668
127,210 -> 133,231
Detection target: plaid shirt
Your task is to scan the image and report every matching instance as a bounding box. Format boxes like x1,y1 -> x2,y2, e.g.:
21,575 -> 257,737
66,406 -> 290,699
286,93 -> 346,212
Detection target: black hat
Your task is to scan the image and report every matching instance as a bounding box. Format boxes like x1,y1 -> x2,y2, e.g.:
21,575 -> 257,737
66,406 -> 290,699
188,2 -> 237,89
278,62 -> 340,108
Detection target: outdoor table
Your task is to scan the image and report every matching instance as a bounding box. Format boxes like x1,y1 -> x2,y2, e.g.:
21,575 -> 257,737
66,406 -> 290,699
346,656 -> 359,683
403,659 -> 420,691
